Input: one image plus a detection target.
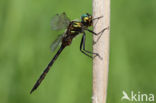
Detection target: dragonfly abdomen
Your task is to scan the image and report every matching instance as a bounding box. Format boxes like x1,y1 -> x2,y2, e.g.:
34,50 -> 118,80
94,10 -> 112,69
30,45 -> 65,94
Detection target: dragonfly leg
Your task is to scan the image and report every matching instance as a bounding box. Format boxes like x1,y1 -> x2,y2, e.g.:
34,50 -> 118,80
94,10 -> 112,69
80,33 -> 92,58
87,26 -> 109,35
80,32 -> 101,58
92,16 -> 103,21
87,27 -> 109,45
92,16 -> 103,27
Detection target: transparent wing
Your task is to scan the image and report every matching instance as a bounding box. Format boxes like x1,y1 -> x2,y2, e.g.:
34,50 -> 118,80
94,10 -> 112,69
50,34 -> 64,52
51,12 -> 70,30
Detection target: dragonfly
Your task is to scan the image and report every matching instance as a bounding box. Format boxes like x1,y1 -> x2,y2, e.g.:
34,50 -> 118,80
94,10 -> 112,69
30,12 -> 108,94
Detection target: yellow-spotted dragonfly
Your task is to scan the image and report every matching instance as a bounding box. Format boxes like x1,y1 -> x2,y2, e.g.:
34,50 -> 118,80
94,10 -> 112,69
30,13 -> 108,94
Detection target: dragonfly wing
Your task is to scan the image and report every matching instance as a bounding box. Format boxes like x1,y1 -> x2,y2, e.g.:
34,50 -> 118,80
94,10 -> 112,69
50,34 -> 64,52
51,12 -> 70,30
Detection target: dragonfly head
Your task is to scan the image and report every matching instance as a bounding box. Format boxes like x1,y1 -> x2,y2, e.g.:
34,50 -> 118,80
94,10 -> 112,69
81,13 -> 92,27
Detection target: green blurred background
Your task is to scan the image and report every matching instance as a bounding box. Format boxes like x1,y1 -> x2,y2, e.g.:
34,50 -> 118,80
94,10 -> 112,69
0,0 -> 156,103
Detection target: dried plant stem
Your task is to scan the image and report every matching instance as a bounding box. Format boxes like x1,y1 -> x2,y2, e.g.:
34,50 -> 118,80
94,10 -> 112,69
92,0 -> 110,103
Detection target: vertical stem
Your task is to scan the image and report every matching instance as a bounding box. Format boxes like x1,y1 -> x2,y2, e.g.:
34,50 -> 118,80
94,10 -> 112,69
92,0 -> 110,103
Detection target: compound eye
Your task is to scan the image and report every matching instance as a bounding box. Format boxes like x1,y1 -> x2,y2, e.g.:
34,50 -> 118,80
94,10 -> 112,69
84,17 -> 89,22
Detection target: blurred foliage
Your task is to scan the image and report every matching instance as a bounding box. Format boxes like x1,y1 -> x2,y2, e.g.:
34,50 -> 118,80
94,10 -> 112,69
108,0 -> 156,102
0,0 -> 156,103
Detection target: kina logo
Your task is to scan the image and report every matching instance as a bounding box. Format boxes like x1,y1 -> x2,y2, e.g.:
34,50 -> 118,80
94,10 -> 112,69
121,91 -> 154,102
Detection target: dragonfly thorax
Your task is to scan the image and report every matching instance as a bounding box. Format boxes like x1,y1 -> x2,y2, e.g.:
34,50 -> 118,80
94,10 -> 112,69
67,21 -> 83,34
